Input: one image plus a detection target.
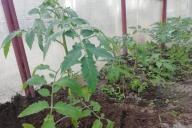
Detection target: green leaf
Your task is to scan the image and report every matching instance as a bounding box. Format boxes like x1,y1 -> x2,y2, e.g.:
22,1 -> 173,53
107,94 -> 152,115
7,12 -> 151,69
25,30 -> 35,49
86,43 -> 113,60
54,102 -> 82,121
53,77 -> 82,96
33,64 -> 50,75
81,55 -> 98,92
22,123 -> 36,128
64,7 -> 78,17
41,114 -> 56,128
38,88 -> 50,97
19,101 -> 49,117
81,109 -> 91,118
90,101 -> 101,112
92,119 -> 103,128
61,44 -> 82,73
65,29 -> 78,39
106,120 -> 114,128
37,35 -> 44,51
81,87 -> 92,101
1,30 -> 22,57
27,75 -> 47,86
72,17 -> 88,25
80,29 -> 94,37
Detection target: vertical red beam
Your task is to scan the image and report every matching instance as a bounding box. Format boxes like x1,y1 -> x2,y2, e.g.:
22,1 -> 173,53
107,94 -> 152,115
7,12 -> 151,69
121,0 -> 127,35
162,0 -> 167,23
1,0 -> 35,97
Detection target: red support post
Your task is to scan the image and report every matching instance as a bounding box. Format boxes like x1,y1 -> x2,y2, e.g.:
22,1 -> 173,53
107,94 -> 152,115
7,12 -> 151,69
121,0 -> 127,35
162,0 -> 167,23
1,0 -> 35,97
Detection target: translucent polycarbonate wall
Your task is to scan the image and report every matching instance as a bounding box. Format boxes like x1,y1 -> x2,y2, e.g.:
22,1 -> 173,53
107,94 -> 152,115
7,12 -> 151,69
0,0 -> 192,103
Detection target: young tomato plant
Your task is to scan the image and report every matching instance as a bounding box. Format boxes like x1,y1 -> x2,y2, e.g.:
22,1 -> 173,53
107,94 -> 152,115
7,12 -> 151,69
1,0 -> 114,127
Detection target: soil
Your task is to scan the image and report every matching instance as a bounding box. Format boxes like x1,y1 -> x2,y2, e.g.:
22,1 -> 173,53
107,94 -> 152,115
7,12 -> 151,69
1,80 -> 192,128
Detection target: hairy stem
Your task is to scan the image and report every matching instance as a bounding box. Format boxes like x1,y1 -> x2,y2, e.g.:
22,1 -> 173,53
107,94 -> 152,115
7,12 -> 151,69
50,69 -> 59,114
62,33 -> 72,77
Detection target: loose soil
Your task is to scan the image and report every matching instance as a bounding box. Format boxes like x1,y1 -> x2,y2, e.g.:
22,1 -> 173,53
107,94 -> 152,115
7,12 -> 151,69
1,80 -> 192,128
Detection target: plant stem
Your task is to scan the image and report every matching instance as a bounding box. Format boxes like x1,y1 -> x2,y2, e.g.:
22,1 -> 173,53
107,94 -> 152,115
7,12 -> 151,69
81,101 -> 102,120
50,69 -> 59,114
62,33 -> 72,77
62,33 -> 68,55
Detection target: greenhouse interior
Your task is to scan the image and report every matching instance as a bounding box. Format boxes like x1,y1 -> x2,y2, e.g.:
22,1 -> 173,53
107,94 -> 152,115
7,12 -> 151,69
0,0 -> 192,128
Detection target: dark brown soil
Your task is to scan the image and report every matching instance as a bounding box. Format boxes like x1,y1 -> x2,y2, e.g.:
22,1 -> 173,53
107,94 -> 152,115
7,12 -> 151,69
1,82 -> 192,128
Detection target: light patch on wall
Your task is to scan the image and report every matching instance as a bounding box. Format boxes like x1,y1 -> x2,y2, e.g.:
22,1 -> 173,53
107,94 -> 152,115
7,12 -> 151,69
127,0 -> 147,10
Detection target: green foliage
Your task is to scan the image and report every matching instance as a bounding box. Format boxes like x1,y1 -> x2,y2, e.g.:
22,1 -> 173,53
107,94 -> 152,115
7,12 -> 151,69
27,75 -> 47,86
41,115 -> 56,128
106,120 -> 114,128
19,101 -> 49,117
92,119 -> 103,128
55,102 -> 87,121
22,123 -> 36,128
61,44 -> 82,73
101,85 -> 125,101
0,0 -> 114,127
90,101 -> 101,112
1,30 -> 23,57
81,55 -> 98,92
38,88 -> 50,97
100,18 -> 192,100
148,17 -> 192,44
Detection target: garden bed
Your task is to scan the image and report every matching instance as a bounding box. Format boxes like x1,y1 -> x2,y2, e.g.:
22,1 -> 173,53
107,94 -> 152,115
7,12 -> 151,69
1,79 -> 192,128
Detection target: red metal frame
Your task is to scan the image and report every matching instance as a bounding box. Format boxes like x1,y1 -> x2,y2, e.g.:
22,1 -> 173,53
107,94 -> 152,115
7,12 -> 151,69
162,0 -> 167,23
1,0 -> 35,97
121,0 -> 127,35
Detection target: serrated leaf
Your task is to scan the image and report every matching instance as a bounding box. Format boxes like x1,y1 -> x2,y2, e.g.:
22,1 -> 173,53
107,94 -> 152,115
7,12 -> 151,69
22,123 -> 36,128
80,29 -> 94,37
86,44 -> 113,60
33,64 -> 50,75
61,44 -> 82,73
19,101 -> 49,117
90,101 -> 101,112
81,55 -> 98,92
54,102 -> 82,120
38,88 -> 50,97
25,30 -> 35,49
27,75 -> 47,86
106,120 -> 114,128
41,114 -> 56,128
92,119 -> 103,128
1,30 -> 22,57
